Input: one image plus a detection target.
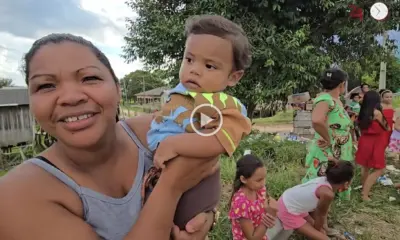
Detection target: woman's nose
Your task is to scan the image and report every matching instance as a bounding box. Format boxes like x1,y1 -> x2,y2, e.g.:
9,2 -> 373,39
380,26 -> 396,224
57,82 -> 88,106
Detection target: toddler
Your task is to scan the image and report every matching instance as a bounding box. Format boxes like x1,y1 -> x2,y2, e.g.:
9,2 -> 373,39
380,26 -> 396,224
145,15 -> 252,229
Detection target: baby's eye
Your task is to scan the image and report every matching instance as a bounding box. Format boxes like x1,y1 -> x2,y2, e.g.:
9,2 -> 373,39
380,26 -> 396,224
206,64 -> 216,69
185,57 -> 192,63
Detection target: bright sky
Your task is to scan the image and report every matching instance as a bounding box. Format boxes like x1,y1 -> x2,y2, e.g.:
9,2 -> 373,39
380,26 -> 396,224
0,0 -> 143,86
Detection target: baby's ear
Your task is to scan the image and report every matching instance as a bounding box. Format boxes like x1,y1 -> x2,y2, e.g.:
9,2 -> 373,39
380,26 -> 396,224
227,70 -> 244,87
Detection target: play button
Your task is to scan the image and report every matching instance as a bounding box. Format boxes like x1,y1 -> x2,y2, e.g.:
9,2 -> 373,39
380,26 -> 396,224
190,103 -> 223,137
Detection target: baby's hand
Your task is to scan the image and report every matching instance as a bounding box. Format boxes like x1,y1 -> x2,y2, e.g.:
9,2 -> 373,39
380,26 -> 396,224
154,139 -> 178,169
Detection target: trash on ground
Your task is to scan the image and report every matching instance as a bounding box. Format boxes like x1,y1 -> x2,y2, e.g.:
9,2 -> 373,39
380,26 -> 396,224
389,196 -> 396,202
377,175 -> 393,186
386,165 -> 400,174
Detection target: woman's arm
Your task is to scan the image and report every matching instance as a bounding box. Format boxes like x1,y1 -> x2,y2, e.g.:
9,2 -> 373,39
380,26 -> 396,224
312,102 -> 331,143
374,110 -> 390,131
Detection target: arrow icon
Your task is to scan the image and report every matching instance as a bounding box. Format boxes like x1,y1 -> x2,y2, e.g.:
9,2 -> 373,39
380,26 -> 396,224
200,113 -> 213,127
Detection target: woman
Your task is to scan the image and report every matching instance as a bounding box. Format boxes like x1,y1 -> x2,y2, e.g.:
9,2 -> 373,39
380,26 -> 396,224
356,91 -> 390,201
303,68 -> 353,235
0,33 -> 218,240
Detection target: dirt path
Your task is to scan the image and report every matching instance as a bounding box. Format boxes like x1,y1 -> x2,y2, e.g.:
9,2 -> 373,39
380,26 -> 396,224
252,123 -> 293,133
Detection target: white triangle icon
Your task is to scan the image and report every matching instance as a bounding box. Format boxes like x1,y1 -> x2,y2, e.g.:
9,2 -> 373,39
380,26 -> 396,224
200,113 -> 213,127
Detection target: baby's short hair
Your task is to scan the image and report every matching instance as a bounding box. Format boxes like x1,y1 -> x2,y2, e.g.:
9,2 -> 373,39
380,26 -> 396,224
184,15 -> 252,70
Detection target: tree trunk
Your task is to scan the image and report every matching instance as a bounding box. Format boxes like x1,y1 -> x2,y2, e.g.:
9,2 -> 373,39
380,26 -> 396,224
247,103 -> 257,120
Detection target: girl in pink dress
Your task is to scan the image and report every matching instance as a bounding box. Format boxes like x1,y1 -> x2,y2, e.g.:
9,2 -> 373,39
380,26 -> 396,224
229,154 -> 277,240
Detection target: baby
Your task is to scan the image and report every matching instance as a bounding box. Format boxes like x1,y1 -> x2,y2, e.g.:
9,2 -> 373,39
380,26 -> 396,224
145,15 -> 252,230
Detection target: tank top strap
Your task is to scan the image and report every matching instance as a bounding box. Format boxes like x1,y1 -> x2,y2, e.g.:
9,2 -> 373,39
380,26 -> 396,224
27,158 -> 83,195
120,120 -> 152,156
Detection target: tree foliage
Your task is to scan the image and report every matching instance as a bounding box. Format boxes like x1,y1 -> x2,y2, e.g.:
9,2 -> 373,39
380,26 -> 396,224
0,78 -> 14,88
123,0 -> 400,115
119,70 -> 167,101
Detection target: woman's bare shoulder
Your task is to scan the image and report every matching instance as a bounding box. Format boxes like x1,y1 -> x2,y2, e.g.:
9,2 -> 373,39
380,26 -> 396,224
0,162 -> 83,216
0,163 -> 97,239
124,114 -> 154,147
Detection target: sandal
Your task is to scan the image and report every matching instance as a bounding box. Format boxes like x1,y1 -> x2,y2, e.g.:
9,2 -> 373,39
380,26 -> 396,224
326,228 -> 341,237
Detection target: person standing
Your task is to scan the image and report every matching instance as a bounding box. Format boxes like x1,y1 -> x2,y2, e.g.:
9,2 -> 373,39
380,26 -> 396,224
356,91 -> 390,201
303,68 -> 353,236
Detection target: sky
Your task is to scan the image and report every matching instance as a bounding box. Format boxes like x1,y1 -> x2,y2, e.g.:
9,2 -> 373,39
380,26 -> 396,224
0,0 -> 143,86
0,1 -> 399,87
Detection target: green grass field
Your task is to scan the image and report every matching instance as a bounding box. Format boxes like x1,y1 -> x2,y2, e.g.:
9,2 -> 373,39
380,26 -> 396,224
210,132 -> 400,240
252,110 -> 294,125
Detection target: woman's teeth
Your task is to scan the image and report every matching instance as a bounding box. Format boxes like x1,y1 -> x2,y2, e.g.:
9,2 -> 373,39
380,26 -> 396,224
64,114 -> 93,123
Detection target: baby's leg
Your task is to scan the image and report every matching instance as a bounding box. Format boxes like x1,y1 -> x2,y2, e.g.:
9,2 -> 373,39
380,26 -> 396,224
174,168 -> 221,230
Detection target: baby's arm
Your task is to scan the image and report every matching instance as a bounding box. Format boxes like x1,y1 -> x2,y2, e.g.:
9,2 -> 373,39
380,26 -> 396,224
165,133 -> 225,158
314,186 -> 334,231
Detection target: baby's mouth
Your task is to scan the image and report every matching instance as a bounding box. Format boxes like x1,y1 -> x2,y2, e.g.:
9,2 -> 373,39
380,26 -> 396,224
186,80 -> 201,88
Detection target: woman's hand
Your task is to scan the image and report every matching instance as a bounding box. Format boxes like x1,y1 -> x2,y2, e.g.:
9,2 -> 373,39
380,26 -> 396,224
171,212 -> 214,239
159,155 -> 219,197
261,213 -> 276,228
316,138 -> 330,149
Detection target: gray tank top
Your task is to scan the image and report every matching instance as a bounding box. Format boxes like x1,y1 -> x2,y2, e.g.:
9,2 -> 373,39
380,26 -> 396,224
26,121 -> 153,240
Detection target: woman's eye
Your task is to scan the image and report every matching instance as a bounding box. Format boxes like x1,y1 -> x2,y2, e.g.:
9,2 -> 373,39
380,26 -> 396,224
36,83 -> 55,91
206,64 -> 216,69
83,76 -> 100,81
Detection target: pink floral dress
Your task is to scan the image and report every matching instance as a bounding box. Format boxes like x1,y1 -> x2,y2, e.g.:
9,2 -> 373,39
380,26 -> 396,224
229,186 -> 267,240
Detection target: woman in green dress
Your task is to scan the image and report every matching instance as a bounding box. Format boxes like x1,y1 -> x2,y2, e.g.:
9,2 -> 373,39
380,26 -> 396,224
303,68 -> 354,201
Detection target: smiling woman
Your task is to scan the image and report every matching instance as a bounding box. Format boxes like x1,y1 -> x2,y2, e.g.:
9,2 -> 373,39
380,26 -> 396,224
0,33 -> 217,240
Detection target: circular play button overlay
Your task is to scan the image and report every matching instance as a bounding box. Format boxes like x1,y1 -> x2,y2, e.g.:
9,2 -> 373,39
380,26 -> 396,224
190,103 -> 223,137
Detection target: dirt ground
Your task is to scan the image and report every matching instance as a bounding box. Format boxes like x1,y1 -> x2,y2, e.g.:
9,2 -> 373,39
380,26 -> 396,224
252,123 -> 293,133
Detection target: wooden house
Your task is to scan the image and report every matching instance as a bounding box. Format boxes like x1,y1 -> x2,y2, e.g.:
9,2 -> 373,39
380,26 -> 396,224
0,87 -> 34,147
135,87 -> 170,105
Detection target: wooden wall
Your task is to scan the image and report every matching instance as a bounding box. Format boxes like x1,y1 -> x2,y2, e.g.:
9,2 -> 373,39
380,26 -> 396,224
293,110 -> 314,139
0,106 -> 34,147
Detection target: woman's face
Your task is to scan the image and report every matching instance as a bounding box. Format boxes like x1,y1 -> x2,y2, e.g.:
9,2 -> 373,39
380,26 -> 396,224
27,42 -> 121,149
382,92 -> 393,104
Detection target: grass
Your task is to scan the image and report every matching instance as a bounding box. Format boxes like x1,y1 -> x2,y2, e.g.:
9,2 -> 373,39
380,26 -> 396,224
210,132 -> 400,240
252,110 -> 294,125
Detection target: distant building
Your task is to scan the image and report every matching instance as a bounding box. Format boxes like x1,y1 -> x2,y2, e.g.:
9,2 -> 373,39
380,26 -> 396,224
134,86 -> 170,105
0,87 -> 34,147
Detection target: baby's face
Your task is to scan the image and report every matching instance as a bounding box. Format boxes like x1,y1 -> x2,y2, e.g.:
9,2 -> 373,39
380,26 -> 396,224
179,34 -> 243,92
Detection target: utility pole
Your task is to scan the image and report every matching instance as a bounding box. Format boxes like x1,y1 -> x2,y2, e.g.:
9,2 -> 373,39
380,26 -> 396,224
379,31 -> 388,90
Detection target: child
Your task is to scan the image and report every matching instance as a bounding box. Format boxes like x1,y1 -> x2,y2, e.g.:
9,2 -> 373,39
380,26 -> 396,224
388,110 -> 400,161
356,91 -> 390,201
277,160 -> 354,240
349,93 -> 361,115
379,89 -> 395,144
145,15 -> 253,229
229,154 -> 277,240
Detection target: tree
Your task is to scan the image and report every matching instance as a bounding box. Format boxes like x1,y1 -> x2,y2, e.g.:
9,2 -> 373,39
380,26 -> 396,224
119,70 -> 167,101
0,78 -> 14,88
123,0 -> 400,117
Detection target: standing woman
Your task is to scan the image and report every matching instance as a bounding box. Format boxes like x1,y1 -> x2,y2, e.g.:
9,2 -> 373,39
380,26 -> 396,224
304,68 -> 354,200
359,83 -> 369,102
356,91 -> 390,201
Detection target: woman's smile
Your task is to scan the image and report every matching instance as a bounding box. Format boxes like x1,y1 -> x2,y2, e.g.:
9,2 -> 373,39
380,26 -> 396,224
59,112 -> 99,132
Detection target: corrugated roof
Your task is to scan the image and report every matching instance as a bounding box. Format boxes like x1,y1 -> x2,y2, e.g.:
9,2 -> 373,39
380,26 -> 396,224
135,86 -> 170,96
0,87 -> 29,106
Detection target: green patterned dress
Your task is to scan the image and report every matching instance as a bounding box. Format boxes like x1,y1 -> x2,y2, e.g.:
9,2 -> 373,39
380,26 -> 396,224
303,93 -> 354,200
